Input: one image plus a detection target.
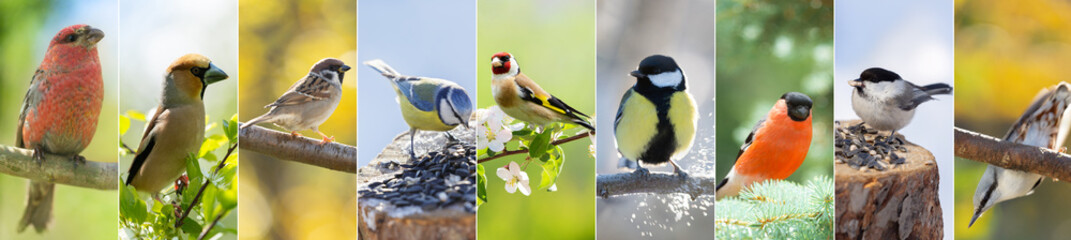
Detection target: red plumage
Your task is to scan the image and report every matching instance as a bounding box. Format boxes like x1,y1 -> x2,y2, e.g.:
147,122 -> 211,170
16,24 -> 104,233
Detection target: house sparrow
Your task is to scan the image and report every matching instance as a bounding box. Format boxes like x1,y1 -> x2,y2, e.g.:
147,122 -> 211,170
716,92 -> 813,199
125,53 -> 228,195
363,59 -> 473,159
849,67 -> 952,143
970,82 -> 1071,227
613,55 -> 697,176
242,58 -> 349,144
490,52 -> 594,131
16,24 -> 105,233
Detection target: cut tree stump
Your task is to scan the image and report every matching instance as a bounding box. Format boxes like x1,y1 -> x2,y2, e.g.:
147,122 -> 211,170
835,120 -> 943,240
357,126 -> 475,240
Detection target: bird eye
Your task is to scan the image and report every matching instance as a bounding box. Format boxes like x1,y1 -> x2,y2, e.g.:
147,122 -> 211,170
65,34 -> 77,42
191,67 -> 204,76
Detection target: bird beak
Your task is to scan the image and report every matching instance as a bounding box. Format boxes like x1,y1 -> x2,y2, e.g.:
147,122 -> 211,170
340,64 -> 351,73
203,63 -> 229,85
491,61 -> 503,68
630,70 -> 645,78
848,79 -> 864,88
84,26 -> 105,45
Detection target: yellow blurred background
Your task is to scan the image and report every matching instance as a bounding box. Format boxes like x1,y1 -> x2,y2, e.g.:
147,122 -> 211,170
954,0 -> 1071,239
237,0 -> 357,239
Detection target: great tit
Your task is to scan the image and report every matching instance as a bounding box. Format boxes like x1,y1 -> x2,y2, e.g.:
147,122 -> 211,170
613,55 -> 697,176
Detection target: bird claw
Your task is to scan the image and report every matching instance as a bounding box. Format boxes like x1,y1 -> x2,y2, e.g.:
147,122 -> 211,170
30,148 -> 45,166
632,167 -> 650,178
290,131 -> 303,138
318,136 -> 335,145
674,167 -> 690,181
72,155 -> 87,166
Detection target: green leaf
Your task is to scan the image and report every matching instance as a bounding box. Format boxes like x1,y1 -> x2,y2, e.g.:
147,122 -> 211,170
199,134 -> 228,159
476,164 -> 488,206
120,184 -> 147,223
527,127 -> 555,158
126,110 -> 146,121
511,129 -> 533,137
224,114 -> 239,142
179,218 -> 202,235
119,115 -> 131,136
537,146 -> 565,191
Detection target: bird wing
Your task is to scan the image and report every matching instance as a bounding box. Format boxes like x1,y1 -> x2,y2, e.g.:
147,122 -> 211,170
267,74 -> 334,107
900,81 -> 952,111
15,70 -> 46,148
613,89 -> 634,131
126,106 -> 166,185
735,117 -> 767,162
514,74 -> 591,119
393,77 -> 442,112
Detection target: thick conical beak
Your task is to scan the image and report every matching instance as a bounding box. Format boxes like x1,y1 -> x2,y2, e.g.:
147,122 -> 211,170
491,61 -> 503,68
84,26 -> 104,45
630,70 -> 645,78
340,64 -> 351,73
203,63 -> 229,85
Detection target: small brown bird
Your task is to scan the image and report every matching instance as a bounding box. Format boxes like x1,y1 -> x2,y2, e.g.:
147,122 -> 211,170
489,52 -> 593,131
125,54 -> 228,194
242,58 -> 350,144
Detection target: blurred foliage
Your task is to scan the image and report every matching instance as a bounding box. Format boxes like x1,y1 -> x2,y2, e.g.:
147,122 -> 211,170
954,0 -> 1071,239
715,0 -> 834,188
237,0 -> 357,239
0,0 -> 120,239
118,113 -> 238,239
476,0 -> 596,239
715,176 -> 834,239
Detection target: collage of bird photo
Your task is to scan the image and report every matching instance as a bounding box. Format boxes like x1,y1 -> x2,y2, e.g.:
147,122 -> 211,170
0,0 -> 1069,240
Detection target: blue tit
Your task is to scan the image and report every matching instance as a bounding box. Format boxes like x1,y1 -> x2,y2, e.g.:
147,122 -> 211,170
364,59 -> 473,159
489,52 -> 594,131
614,55 -> 697,176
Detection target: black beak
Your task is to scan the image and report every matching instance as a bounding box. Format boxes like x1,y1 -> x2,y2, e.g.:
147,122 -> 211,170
630,70 -> 645,78
789,106 -> 811,121
340,65 -> 351,72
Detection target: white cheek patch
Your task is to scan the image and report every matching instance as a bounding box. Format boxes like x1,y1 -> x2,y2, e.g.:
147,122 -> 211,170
439,99 -> 462,125
648,70 -> 683,88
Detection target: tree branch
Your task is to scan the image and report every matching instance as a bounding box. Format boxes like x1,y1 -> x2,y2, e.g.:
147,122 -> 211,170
477,131 -> 594,163
176,143 -> 236,228
238,124 -> 356,173
954,127 -> 1071,181
0,144 -> 117,190
596,171 -> 717,200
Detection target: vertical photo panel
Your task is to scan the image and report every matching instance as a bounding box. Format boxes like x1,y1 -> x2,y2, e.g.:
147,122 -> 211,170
357,1 -> 476,239
0,0 -> 118,238
834,0 -> 953,239
714,0 -> 834,238
475,0 -> 597,239
954,0 -> 1071,239
237,0 -> 358,239
594,0 -> 716,239
118,0 -> 239,239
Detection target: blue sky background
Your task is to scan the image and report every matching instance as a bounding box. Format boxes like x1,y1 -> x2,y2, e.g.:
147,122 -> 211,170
835,0 -> 954,237
357,1 -> 476,166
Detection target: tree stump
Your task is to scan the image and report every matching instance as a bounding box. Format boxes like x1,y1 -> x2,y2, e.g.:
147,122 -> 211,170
834,120 -> 942,240
357,126 -> 475,240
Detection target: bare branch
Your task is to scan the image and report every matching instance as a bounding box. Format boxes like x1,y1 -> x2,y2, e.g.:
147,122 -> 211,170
597,171 -> 717,199
0,145 -> 117,190
238,124 -> 356,173
954,127 -> 1071,180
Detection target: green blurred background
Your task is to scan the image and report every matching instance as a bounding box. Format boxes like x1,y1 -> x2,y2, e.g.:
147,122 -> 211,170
237,0 -> 357,239
476,0 -> 596,239
0,0 -> 119,239
714,0 -> 834,198
954,0 -> 1071,239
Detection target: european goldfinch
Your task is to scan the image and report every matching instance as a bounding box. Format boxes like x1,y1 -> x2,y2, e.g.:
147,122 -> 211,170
364,59 -> 473,159
16,24 -> 105,233
716,92 -> 813,199
970,82 -> 1071,227
242,58 -> 350,144
490,52 -> 594,131
849,67 -> 952,143
125,54 -> 228,194
613,55 -> 697,175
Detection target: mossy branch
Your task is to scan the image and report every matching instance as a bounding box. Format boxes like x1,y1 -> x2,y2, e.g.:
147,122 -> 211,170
0,144 -> 117,190
238,123 -> 356,173
955,127 -> 1071,180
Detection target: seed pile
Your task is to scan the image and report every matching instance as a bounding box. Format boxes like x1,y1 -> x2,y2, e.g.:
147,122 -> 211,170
835,121 -> 907,171
359,142 -> 477,213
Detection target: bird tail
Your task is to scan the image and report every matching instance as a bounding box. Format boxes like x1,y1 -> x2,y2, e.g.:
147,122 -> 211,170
363,59 -> 401,80
18,181 -> 54,233
571,118 -> 595,132
241,114 -> 272,130
920,83 -> 953,96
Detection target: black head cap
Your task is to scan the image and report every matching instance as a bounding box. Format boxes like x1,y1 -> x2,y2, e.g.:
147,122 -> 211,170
631,55 -> 680,78
857,67 -> 901,83
781,92 -> 813,122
